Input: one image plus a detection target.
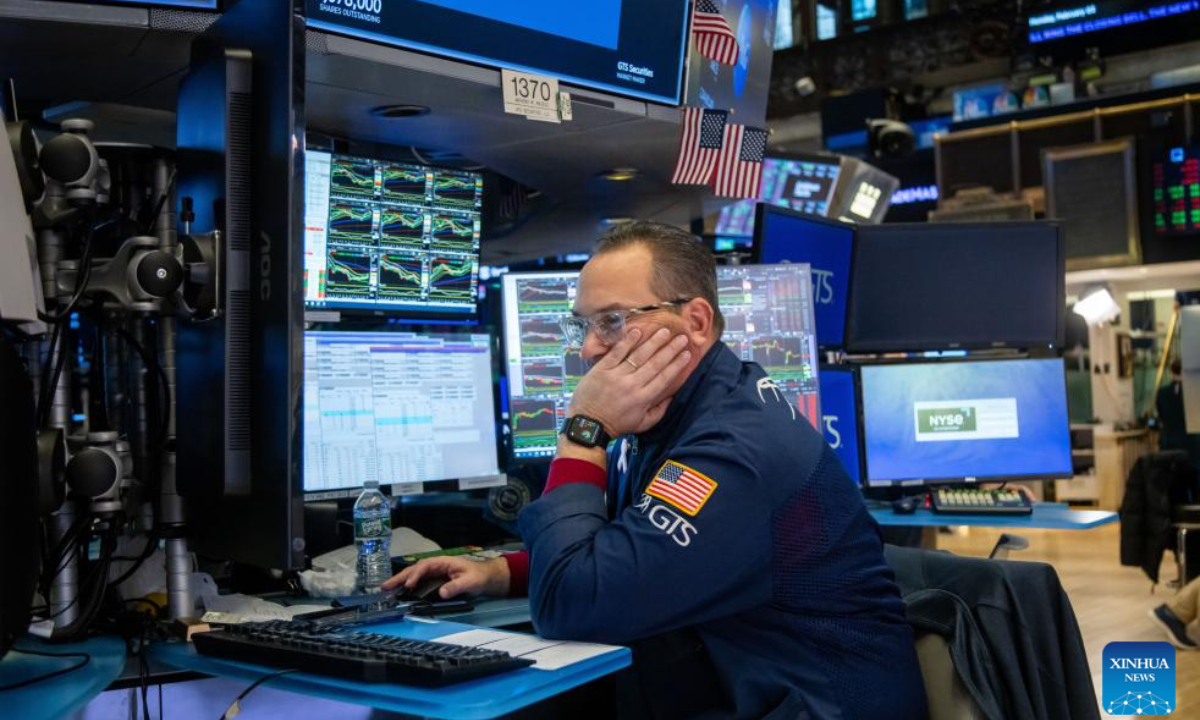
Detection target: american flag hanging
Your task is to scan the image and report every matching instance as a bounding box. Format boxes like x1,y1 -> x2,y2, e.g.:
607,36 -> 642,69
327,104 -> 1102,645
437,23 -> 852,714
692,0 -> 740,66
712,123 -> 767,198
671,107 -> 729,186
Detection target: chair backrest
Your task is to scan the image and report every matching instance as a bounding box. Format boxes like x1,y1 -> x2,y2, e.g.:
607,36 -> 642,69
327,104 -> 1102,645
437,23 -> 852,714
915,632 -> 984,720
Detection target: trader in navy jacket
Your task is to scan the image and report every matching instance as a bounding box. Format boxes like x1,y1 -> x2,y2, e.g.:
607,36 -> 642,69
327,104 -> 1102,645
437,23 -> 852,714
386,222 -> 928,720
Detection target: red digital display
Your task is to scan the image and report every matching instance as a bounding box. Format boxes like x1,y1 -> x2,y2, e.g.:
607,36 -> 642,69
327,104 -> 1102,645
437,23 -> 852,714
1153,146 -> 1200,234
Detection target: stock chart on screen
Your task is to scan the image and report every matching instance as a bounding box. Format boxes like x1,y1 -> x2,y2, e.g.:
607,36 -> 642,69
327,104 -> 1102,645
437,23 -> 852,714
501,265 -> 821,459
304,151 -> 484,315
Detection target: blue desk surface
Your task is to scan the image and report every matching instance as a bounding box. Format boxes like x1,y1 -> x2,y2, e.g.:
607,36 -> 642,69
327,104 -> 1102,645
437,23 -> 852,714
871,502 -> 1118,529
151,617 -> 631,720
0,636 -> 126,720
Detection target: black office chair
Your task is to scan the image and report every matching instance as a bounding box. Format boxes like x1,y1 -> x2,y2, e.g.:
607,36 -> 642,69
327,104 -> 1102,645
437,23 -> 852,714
1172,504 -> 1200,586
884,545 -> 1100,720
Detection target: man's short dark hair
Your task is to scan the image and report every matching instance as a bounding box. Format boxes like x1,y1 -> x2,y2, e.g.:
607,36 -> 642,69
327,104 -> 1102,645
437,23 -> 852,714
595,221 -> 725,337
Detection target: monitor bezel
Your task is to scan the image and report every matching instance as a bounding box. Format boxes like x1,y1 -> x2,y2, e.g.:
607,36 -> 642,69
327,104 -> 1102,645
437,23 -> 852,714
302,142 -> 485,321
857,357 -> 1074,488
300,324 -> 506,499
844,220 -> 1066,352
751,203 -> 857,350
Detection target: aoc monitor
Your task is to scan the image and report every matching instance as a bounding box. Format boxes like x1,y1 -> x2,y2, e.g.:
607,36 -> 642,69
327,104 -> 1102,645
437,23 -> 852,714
303,330 -> 501,499
846,221 -> 1065,352
859,358 -> 1072,487
501,264 -> 822,460
752,204 -> 854,349
304,1 -> 691,106
303,149 -> 483,318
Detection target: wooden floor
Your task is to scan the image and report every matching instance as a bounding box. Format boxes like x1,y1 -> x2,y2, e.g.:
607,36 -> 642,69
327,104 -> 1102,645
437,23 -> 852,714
938,523 -> 1199,716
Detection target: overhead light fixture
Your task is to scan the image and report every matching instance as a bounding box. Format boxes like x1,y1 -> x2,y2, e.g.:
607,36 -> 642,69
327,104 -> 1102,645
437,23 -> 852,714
600,168 -> 639,182
1073,287 -> 1120,326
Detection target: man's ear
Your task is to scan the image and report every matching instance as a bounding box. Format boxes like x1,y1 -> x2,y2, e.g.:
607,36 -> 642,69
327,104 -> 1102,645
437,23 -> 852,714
682,299 -> 714,345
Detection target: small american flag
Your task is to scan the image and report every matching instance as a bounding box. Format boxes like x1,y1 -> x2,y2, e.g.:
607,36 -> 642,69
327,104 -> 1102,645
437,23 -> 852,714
671,107 -> 728,186
646,461 -> 718,516
692,0 -> 740,66
712,123 -> 767,198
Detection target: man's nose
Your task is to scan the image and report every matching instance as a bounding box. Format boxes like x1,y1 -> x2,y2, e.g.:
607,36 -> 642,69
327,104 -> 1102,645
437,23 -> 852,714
579,329 -> 609,364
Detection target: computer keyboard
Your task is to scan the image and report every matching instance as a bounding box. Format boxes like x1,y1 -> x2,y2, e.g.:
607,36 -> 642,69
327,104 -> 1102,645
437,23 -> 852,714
930,488 -> 1033,515
192,620 -> 534,686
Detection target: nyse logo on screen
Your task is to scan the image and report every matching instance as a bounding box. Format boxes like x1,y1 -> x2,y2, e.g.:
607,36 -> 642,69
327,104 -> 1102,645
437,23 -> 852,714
916,407 -> 976,434
811,268 -> 835,306
1103,642 -> 1175,715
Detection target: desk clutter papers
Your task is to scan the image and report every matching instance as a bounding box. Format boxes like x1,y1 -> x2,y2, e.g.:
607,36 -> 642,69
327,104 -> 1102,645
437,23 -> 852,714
199,594 -> 330,624
300,526 -> 442,598
435,629 -> 622,671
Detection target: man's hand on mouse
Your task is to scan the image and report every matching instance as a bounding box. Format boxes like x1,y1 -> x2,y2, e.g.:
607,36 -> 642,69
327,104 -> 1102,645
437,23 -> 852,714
568,326 -> 693,438
381,555 -> 510,599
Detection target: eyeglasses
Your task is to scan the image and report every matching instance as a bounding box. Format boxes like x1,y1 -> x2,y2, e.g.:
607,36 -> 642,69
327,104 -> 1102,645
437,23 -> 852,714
559,299 -> 692,348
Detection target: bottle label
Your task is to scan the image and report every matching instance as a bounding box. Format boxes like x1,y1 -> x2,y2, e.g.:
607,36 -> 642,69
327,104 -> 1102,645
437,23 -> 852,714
355,517 -> 390,539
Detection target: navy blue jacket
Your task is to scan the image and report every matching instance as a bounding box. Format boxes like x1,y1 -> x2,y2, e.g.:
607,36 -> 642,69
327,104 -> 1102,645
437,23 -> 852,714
519,343 -> 928,720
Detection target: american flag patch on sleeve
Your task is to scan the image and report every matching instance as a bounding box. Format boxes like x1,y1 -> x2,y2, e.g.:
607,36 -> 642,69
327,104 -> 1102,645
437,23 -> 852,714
645,461 -> 718,516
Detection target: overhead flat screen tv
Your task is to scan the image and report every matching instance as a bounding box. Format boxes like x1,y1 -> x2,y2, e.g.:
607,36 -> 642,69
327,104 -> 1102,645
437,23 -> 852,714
846,221 -> 1065,352
714,154 -> 843,237
304,1 -> 691,105
1027,0 -> 1200,50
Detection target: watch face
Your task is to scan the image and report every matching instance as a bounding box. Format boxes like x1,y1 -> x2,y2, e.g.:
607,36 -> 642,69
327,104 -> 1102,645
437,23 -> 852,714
576,419 -> 600,443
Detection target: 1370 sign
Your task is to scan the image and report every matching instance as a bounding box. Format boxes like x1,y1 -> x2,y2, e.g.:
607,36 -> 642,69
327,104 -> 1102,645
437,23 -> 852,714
508,75 -> 553,103
501,69 -> 563,123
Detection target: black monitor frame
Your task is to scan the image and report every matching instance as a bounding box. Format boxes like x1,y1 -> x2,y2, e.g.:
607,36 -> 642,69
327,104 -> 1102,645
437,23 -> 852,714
751,203 -> 857,350
845,220 -> 1066,353
857,356 -> 1074,488
176,0 -> 307,571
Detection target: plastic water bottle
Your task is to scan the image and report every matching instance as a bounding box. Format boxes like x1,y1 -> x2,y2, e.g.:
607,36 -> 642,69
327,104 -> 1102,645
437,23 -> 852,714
353,481 -> 392,593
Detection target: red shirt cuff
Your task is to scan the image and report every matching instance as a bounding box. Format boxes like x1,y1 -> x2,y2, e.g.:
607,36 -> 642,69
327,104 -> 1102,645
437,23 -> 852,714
543,457 -> 607,495
504,551 -> 529,598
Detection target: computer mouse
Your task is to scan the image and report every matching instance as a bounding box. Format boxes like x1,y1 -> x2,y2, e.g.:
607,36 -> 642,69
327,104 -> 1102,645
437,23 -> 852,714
397,577 -> 450,602
892,497 -> 917,515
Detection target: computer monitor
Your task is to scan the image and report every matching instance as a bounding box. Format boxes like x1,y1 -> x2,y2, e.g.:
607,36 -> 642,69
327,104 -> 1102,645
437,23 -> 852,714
303,330 -> 501,499
752,204 -> 854,349
713,154 -> 844,238
305,1 -> 691,105
501,271 -> 580,460
859,358 -> 1072,487
846,221 -> 1065,352
818,366 -> 861,484
718,264 -> 822,430
303,149 -> 483,317
502,264 -> 822,460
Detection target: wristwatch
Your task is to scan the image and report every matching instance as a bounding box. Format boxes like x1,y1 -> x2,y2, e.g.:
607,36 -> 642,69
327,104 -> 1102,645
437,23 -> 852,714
560,415 -> 612,448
